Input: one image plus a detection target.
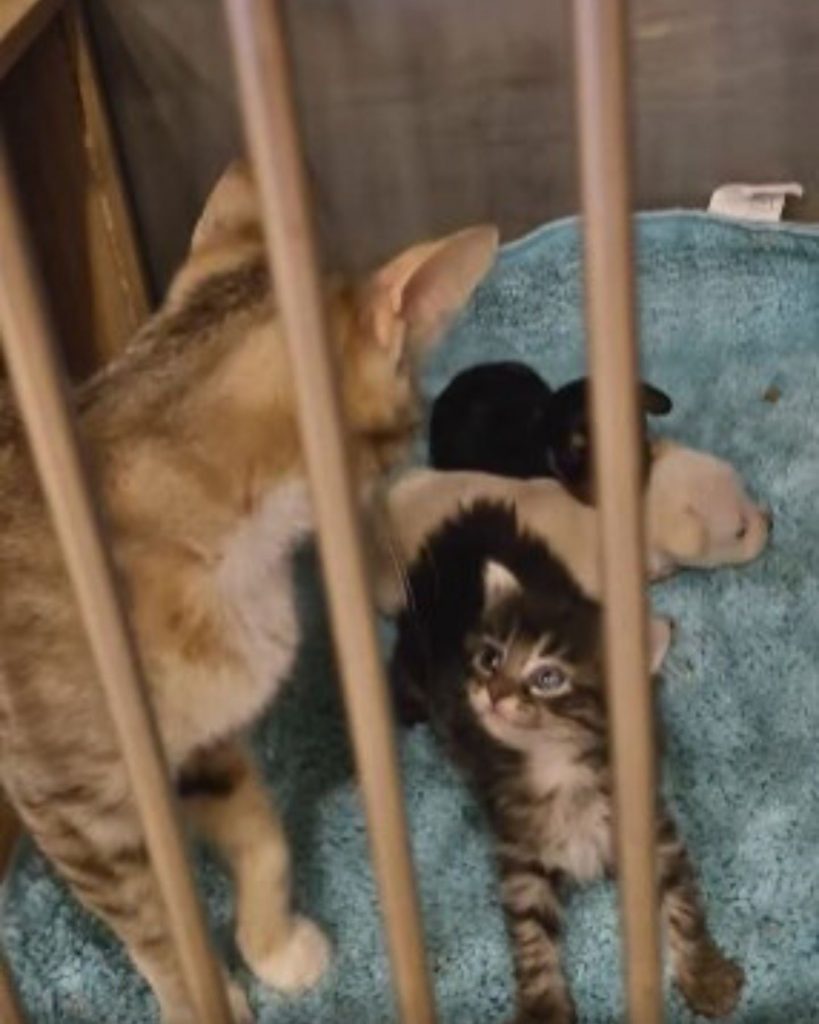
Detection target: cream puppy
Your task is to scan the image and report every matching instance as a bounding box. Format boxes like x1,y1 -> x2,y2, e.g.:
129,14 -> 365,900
645,439 -> 772,577
370,440 -> 771,668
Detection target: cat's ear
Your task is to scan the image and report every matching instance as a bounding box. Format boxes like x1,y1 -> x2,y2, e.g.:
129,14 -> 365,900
366,225 -> 499,359
483,559 -> 521,609
190,160 -> 260,253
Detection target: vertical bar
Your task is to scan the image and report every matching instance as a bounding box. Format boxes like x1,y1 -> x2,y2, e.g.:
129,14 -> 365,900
0,948 -> 28,1024
221,3 -> 437,1022
572,2 -> 663,1023
0,137 -> 234,1024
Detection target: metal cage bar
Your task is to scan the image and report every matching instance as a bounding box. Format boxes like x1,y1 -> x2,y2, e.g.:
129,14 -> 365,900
572,1 -> 663,1022
0,136 -> 235,1024
220,1 -> 437,1021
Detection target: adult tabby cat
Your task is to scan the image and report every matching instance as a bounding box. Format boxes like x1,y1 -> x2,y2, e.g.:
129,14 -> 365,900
391,501 -> 744,1023
0,160 -> 498,1022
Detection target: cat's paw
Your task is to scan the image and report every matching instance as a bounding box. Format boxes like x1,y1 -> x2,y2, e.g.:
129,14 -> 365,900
249,915 -> 331,993
676,944 -> 744,1018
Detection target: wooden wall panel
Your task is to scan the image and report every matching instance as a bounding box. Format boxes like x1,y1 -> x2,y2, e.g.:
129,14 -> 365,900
86,0 -> 819,290
0,6 -> 149,378
0,0 -> 62,79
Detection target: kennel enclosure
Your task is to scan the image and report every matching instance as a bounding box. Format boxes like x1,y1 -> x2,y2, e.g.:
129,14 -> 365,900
0,1 -> 727,1021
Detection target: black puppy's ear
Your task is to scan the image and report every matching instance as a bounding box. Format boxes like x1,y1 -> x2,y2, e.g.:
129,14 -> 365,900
640,383 -> 673,416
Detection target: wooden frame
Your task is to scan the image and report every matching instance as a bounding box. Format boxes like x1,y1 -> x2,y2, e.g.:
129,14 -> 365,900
0,0 -> 149,377
0,0 -> 62,80
0,0 -> 659,1021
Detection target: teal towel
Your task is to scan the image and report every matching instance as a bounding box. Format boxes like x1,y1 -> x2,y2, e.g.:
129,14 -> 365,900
4,211 -> 819,1022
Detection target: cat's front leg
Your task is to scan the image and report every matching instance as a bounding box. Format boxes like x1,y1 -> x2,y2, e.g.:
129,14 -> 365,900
180,739 -> 331,993
657,810 -> 744,1018
497,847 -> 576,1024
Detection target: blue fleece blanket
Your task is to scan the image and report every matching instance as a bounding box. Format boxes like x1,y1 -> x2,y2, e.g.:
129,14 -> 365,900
4,211 -> 819,1023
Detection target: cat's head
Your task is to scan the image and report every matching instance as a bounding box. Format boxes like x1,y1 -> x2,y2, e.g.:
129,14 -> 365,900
336,226 -> 499,474
184,160 -> 498,478
465,559 -> 606,749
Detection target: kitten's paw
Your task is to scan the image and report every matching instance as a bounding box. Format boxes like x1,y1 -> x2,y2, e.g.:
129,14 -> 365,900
676,944 -> 744,1018
249,916 -> 331,993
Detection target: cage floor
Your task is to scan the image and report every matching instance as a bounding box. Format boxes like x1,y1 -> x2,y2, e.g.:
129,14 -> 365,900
4,211 -> 819,1023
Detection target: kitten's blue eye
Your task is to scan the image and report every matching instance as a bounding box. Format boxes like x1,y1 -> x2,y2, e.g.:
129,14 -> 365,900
474,641 -> 503,676
528,664 -> 569,696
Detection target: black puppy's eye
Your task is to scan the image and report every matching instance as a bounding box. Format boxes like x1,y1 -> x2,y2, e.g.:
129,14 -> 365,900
569,431 -> 587,451
474,641 -> 503,676
528,663 -> 570,696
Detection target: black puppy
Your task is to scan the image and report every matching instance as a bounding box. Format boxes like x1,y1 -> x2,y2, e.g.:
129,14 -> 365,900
429,360 -> 672,505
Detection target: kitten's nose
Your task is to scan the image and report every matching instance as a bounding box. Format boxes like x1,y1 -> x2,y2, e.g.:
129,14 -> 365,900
487,677 -> 515,706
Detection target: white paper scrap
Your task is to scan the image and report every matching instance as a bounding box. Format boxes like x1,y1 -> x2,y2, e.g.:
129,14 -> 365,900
708,182 -> 804,222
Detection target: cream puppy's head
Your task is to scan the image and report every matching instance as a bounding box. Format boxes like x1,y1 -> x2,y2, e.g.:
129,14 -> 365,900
647,440 -> 771,576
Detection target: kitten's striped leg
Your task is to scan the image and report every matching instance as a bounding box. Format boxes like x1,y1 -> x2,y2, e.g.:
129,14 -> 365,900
179,740 -> 331,993
657,811 -> 744,1018
497,848 -> 576,1024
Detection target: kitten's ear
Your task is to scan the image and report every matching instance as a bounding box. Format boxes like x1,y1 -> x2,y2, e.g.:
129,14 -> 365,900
366,225 -> 499,359
483,559 -> 521,608
190,159 -> 260,253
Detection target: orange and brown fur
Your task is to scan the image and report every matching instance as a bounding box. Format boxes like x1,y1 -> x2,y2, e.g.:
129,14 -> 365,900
0,160 -> 498,1022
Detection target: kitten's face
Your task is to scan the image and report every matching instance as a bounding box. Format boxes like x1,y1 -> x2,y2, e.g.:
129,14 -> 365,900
465,561 -> 604,749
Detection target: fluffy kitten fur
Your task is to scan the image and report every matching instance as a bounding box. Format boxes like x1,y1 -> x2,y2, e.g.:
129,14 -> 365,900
391,501 -> 744,1023
0,160 -> 498,1022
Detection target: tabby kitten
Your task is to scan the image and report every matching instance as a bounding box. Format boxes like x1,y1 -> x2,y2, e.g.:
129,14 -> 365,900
391,501 -> 744,1023
0,160 -> 498,1023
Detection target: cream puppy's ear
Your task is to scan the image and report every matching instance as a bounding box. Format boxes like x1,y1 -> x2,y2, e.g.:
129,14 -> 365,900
664,505 -> 707,562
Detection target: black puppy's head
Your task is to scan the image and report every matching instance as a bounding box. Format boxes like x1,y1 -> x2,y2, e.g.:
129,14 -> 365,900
546,378 -> 672,504
429,361 -> 553,477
